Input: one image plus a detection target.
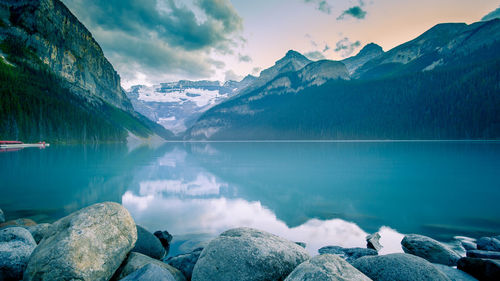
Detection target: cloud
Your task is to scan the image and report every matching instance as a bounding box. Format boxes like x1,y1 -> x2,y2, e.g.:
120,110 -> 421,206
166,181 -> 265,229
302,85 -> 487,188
304,51 -> 326,61
334,37 -> 361,57
224,70 -> 243,82
238,54 -> 252,62
323,44 -> 330,52
337,6 -> 367,20
303,0 -> 332,14
482,5 -> 500,21
61,0 -> 243,86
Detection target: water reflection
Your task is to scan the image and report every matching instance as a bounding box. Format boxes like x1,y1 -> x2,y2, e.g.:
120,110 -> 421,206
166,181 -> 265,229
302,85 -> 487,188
2,141 -> 499,256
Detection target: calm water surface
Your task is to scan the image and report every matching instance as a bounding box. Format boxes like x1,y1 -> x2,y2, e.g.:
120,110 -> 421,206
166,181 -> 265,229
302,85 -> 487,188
1,141 -> 499,255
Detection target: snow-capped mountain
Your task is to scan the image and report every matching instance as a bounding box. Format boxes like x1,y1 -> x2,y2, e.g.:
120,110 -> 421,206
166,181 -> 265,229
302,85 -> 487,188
127,80 -> 242,135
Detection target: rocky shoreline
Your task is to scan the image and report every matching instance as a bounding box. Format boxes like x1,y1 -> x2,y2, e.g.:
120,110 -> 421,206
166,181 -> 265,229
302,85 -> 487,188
1,202 -> 499,281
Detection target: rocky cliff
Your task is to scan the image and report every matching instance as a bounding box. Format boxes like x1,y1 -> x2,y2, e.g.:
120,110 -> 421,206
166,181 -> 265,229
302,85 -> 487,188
0,0 -> 132,111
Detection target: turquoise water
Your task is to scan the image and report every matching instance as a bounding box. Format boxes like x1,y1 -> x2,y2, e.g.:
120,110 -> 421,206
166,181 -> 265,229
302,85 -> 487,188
1,142 -> 500,254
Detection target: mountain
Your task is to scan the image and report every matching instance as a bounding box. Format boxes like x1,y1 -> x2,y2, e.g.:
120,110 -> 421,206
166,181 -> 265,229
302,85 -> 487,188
127,80 -> 241,135
186,54 -> 350,139
353,20 -> 500,79
0,0 -> 171,143
341,43 -> 384,74
241,50 -> 312,94
186,19 -> 500,140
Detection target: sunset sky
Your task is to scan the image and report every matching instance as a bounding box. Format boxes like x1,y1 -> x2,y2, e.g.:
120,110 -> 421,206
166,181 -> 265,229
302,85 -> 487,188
61,0 -> 500,88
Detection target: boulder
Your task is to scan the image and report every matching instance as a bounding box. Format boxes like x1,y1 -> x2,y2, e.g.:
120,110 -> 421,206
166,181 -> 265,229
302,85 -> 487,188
467,250 -> 500,260
120,264 -> 177,281
191,227 -> 310,281
154,230 -> 173,253
366,232 -> 383,251
401,234 -> 461,265
295,242 -> 306,248
0,218 -> 36,228
351,253 -> 451,281
26,223 -> 51,244
462,241 -> 477,251
284,254 -> 372,281
0,227 -> 37,280
23,202 -> 137,281
477,237 -> 500,251
133,225 -> 166,260
457,257 -> 500,280
432,263 -> 478,281
166,248 -> 203,281
318,246 -> 378,263
113,252 -> 186,281
0,208 -> 4,223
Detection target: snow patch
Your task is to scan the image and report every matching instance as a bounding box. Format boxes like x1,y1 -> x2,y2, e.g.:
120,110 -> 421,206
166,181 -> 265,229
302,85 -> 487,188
137,86 -> 227,107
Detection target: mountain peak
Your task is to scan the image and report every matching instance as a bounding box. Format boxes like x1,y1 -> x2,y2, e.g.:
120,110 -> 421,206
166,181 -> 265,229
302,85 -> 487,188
275,50 -> 311,67
285,50 -> 303,57
358,43 -> 383,56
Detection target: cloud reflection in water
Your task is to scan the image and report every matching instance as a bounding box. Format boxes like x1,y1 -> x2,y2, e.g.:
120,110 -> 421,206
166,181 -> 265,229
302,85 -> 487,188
123,177 -> 403,255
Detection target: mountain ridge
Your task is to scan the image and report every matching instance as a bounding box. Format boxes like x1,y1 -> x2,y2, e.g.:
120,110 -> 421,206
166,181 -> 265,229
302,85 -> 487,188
185,18 -> 500,140
0,0 -> 172,143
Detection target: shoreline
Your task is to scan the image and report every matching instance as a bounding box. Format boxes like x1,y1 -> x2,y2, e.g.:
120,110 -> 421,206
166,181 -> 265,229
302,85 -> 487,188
1,202 -> 499,280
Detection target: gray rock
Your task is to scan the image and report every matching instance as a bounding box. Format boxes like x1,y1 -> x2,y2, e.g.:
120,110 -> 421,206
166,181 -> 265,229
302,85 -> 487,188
318,246 -> 378,263
401,234 -> 461,266
133,225 -> 166,260
0,218 -> 36,228
462,240 -> 477,251
285,254 -> 372,281
0,227 -> 37,280
191,227 -> 310,281
457,257 -> 500,281
0,208 -> 4,223
367,232 -> 383,251
120,264 -> 176,281
113,252 -> 186,281
351,253 -> 451,281
166,248 -> 203,281
432,263 -> 478,281
25,223 -> 51,244
154,230 -> 173,253
477,237 -> 500,251
24,202 -> 137,281
467,249 -> 500,259
295,242 -> 306,248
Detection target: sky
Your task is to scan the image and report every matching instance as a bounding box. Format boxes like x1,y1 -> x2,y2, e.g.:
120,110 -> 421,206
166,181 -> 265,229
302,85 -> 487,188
61,0 -> 500,89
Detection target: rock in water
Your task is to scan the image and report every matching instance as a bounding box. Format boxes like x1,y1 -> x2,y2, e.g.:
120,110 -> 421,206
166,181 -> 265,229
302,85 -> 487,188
477,237 -> 500,251
0,208 -> 4,223
0,227 -> 37,280
120,264 -> 177,281
191,227 -> 310,281
457,257 -> 500,280
462,240 -> 477,251
26,223 -> 51,244
166,248 -> 203,281
318,246 -> 378,263
0,218 -> 37,228
467,250 -> 500,260
366,232 -> 383,251
432,263 -> 478,281
351,253 -> 451,281
154,230 -> 173,253
401,234 -> 461,265
24,202 -> 137,281
113,252 -> 186,281
133,225 -> 166,260
284,254 -> 372,281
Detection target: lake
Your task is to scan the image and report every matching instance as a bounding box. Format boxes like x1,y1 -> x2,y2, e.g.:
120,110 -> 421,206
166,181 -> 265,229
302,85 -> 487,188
1,141 -> 499,255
